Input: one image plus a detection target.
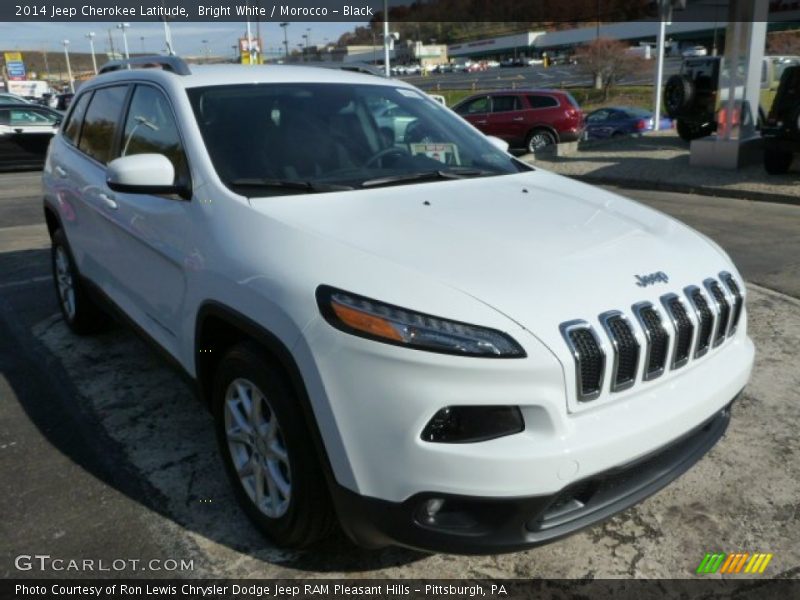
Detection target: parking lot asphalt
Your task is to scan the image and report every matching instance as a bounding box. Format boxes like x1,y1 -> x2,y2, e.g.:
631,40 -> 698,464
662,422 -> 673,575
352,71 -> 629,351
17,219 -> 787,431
402,58 -> 680,92
530,132 -> 800,207
1,170 -> 798,581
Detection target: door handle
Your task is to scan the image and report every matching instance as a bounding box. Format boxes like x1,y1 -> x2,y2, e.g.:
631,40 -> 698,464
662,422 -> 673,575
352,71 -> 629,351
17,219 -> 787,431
55,165 -> 67,178
99,193 -> 118,210
475,120 -> 488,124
513,117 -> 525,122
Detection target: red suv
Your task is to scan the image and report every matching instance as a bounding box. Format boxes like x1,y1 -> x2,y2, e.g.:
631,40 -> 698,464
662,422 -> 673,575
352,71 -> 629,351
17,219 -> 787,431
453,89 -> 584,153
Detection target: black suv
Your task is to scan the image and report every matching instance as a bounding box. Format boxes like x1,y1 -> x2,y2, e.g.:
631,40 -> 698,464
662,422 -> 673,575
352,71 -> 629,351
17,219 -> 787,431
762,65 -> 800,174
665,55 -> 799,142
664,57 -> 722,141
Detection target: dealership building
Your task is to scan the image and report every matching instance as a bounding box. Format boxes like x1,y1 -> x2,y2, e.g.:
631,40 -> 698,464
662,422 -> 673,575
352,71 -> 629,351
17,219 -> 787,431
446,22 -> 735,62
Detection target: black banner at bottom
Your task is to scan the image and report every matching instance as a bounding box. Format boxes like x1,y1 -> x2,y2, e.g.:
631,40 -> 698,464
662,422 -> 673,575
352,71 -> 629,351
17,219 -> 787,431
4,579 -> 800,600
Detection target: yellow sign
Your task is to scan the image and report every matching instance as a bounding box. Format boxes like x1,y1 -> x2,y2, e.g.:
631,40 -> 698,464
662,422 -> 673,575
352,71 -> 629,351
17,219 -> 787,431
4,52 -> 23,63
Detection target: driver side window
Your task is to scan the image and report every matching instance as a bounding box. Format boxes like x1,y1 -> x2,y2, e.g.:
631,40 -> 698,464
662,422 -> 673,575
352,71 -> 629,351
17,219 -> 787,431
457,96 -> 490,115
122,85 -> 188,184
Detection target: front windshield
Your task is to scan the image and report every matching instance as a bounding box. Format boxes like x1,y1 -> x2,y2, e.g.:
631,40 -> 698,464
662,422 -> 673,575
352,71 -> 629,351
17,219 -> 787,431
187,82 -> 530,196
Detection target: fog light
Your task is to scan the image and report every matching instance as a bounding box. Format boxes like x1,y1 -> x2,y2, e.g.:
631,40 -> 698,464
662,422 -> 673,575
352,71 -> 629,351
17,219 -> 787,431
421,406 -> 524,443
421,498 -> 445,523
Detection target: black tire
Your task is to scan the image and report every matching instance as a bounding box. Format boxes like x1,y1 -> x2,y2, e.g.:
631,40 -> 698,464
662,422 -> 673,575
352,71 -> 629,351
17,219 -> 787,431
790,106 -> 800,134
676,120 -> 712,142
526,128 -> 557,153
664,75 -> 695,118
764,147 -> 793,175
51,228 -> 107,335
213,342 -> 336,548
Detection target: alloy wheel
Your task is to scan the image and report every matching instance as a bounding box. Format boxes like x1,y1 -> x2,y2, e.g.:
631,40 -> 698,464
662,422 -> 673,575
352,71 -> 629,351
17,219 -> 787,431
224,378 -> 292,518
54,245 -> 76,321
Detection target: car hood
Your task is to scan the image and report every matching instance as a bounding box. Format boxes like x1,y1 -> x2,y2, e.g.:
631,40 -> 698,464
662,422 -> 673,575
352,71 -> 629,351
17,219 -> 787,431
253,169 -> 733,345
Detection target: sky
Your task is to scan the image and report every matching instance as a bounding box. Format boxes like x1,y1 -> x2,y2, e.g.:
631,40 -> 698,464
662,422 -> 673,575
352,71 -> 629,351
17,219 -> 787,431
0,21 -> 365,58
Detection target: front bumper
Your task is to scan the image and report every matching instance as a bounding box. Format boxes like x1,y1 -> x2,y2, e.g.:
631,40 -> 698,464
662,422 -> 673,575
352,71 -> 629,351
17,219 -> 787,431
332,398 -> 734,554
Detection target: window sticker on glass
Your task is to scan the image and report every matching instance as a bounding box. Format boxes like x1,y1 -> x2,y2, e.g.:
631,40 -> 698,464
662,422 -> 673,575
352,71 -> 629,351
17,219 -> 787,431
410,143 -> 461,165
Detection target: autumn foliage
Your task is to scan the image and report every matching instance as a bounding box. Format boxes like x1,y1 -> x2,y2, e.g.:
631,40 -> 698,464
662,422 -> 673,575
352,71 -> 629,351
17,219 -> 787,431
575,38 -> 647,100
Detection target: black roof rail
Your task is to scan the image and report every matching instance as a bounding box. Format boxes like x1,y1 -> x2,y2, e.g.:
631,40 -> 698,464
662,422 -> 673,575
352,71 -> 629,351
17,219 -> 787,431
98,55 -> 191,76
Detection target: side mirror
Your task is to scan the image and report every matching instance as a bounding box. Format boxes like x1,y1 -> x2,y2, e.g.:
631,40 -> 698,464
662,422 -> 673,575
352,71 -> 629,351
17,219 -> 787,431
106,154 -> 190,199
486,135 -> 510,153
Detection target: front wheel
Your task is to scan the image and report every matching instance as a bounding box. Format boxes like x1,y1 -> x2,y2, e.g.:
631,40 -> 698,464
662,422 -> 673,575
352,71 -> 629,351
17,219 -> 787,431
51,229 -> 106,335
526,129 -> 557,153
764,147 -> 793,175
213,343 -> 336,548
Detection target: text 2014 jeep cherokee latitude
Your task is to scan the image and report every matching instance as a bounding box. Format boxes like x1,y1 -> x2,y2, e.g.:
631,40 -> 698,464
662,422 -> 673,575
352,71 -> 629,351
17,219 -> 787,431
42,57 -> 754,554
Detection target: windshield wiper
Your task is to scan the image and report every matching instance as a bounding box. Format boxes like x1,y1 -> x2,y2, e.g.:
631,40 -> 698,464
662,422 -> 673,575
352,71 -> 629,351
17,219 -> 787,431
361,168 -> 493,189
228,178 -> 354,193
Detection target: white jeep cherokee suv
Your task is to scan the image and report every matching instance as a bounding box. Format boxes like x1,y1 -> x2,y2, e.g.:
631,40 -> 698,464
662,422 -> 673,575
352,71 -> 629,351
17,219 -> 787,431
42,56 -> 754,553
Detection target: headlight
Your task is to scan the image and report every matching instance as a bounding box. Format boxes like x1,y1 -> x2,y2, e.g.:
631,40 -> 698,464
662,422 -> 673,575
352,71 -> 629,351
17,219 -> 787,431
316,285 -> 526,358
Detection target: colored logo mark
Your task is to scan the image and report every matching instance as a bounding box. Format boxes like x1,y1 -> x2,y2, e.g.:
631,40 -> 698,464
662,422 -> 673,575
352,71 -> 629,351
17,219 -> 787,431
696,552 -> 773,574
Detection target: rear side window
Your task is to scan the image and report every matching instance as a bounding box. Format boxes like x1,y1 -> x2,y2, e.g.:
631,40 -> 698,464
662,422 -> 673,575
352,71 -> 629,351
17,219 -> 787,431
491,95 -> 521,112
63,92 -> 91,144
0,110 -> 8,125
527,95 -> 559,109
121,85 -> 188,183
9,108 -> 58,126
78,86 -> 128,164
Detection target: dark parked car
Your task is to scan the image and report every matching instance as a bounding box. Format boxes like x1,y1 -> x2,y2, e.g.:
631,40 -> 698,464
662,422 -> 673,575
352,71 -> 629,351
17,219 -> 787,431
762,65 -> 800,174
453,89 -> 584,153
0,103 -> 61,170
584,106 -> 672,139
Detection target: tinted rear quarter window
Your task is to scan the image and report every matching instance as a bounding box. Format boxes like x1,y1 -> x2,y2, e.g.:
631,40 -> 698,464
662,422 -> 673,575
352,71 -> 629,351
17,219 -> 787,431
63,92 -> 92,145
78,86 -> 128,164
491,95 -> 521,112
527,95 -> 559,109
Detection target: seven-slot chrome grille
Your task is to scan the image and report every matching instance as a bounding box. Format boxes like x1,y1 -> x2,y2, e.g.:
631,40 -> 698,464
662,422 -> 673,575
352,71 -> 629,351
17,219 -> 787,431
560,273 -> 744,402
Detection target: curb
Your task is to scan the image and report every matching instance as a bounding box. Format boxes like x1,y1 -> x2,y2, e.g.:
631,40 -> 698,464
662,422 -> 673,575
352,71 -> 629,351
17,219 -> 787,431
563,174 -> 800,207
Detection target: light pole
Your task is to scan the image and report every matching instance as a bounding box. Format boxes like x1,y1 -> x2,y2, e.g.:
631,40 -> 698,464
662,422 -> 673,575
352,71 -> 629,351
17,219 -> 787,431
302,34 -> 308,61
86,32 -> 97,74
117,22 -> 131,60
280,22 -> 289,58
162,17 -> 175,55
653,0 -> 670,132
140,36 -> 145,54
62,39 -> 74,93
383,0 -> 390,77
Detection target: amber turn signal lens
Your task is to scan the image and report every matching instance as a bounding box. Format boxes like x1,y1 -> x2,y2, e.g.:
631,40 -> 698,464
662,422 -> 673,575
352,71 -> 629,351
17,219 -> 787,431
331,301 -> 403,342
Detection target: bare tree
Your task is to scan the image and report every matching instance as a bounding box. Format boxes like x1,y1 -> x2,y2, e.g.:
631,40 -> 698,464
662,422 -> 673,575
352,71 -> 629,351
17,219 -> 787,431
767,30 -> 800,56
575,38 -> 646,100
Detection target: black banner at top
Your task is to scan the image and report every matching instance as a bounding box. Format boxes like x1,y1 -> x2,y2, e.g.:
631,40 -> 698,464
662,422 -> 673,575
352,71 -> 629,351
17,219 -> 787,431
2,0 -> 799,22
